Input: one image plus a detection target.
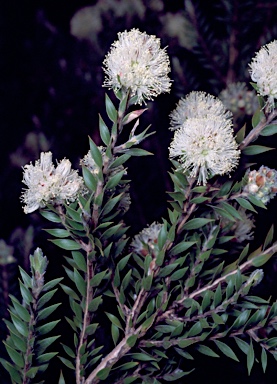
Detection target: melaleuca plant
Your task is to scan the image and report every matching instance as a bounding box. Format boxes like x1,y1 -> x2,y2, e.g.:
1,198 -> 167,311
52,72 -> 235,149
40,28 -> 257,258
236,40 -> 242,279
0,248 -> 61,383
2,30 -> 277,383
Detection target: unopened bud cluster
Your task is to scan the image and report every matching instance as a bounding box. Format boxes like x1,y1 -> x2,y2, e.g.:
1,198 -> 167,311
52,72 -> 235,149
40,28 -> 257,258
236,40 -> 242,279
243,166 -> 277,204
219,82 -> 259,117
130,222 -> 162,258
30,248 -> 48,298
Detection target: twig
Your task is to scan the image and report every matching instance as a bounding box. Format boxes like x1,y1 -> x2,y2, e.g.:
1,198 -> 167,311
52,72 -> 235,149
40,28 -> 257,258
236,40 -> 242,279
239,109 -> 277,150
76,255 -> 94,384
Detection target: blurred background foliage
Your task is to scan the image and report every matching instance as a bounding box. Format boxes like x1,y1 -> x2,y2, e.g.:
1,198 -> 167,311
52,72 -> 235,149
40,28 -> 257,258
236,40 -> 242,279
0,0 -> 277,382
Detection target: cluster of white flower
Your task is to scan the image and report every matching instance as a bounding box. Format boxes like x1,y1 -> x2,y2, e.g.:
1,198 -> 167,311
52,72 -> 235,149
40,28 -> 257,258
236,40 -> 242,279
169,92 -> 240,184
103,29 -> 171,105
249,40 -> 277,110
169,91 -> 232,130
130,222 -> 162,257
21,152 -> 84,214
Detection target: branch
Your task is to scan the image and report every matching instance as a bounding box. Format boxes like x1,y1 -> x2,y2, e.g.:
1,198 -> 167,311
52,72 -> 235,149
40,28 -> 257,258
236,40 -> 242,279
239,109 -> 277,150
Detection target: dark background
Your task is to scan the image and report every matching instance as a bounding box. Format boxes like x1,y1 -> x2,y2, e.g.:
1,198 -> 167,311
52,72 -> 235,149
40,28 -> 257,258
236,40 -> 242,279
0,0 -> 277,382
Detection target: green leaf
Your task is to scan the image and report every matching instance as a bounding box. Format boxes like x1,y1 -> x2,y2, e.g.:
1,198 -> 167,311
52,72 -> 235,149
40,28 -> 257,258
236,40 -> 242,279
101,193 -> 123,216
50,239 -> 81,251
97,367 -> 111,381
37,320 -> 60,335
106,170 -> 125,190
118,362 -> 139,371
60,284 -> 80,300
89,137 -> 103,169
37,303 -> 61,321
232,310 -> 251,330
105,312 -> 123,330
9,311 -> 29,337
37,335 -> 60,355
37,289 -> 58,309
186,322 -> 202,337
201,290 -> 213,312
251,252 -> 273,267
247,340 -> 255,375
101,223 -> 122,240
59,357 -> 75,370
105,93 -> 117,122
159,263 -> 178,278
246,296 -> 269,305
90,270 -> 108,287
74,268 -> 87,297
263,225 -> 274,249
170,267 -> 188,281
3,342 -> 24,368
190,196 -> 210,204
18,267 -> 32,288
142,275 -> 153,291
261,348 -> 267,373
99,114 -> 111,145
118,254 -> 131,270
0,358 -> 22,384
111,323 -> 120,345
196,344 -> 219,358
19,280 -> 33,305
260,124 -> 277,136
88,296 -> 103,312
61,343 -> 75,358
174,348 -> 194,360
37,352 -> 58,364
72,251 -> 87,273
9,295 -> 30,322
242,145 -> 274,155
169,241 -> 195,256
211,313 -> 225,325
130,353 -> 156,362
85,323 -> 99,336
43,277 -> 64,292
127,335 -> 138,348
66,206 -> 82,223
183,218 -> 214,230
214,340 -> 239,362
109,154 -> 131,168
234,337 -> 250,355
123,148 -> 153,156
252,109 -> 264,128
59,370 -> 66,384
40,210 -> 62,223
235,197 -> 257,213
247,194 -> 267,209
83,166 -> 97,192
220,202 -> 243,220
44,228 -> 70,238
213,284 -> 222,307
236,124 -> 246,144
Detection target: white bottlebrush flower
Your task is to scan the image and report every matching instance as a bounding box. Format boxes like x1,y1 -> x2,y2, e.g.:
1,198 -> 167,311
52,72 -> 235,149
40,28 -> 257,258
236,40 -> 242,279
130,222 -> 163,257
103,29 -> 171,104
21,152 -> 84,214
170,91 -> 232,130
169,117 -> 240,185
249,40 -> 277,110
